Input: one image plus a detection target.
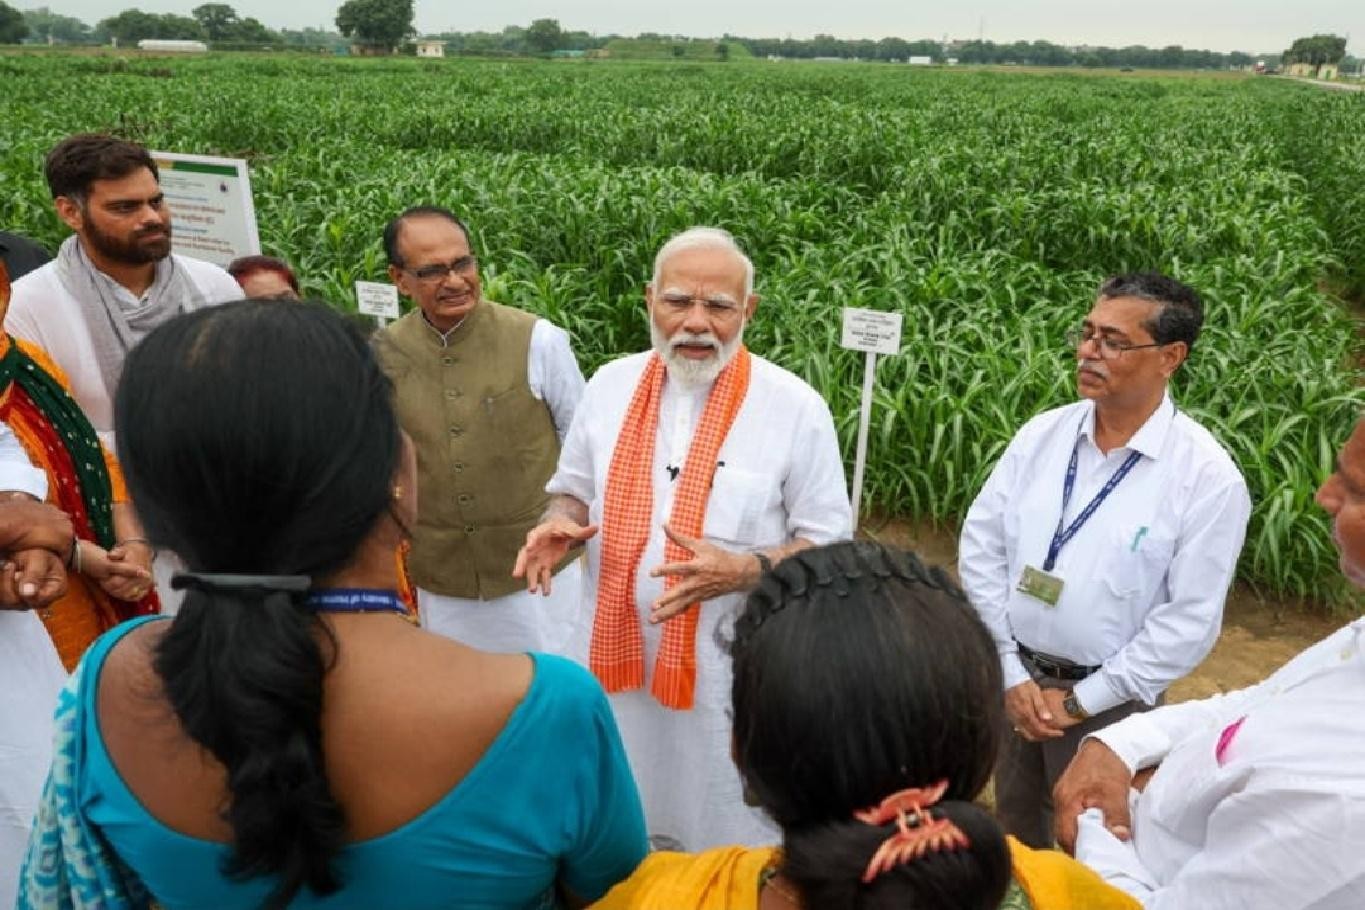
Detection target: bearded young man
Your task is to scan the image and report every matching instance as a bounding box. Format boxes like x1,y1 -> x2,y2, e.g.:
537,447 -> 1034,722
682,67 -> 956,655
7,134 -> 240,449
514,227 -> 851,850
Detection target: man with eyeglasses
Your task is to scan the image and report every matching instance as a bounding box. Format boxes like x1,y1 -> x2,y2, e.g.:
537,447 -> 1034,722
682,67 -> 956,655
958,272 -> 1250,848
372,205 -> 585,653
513,227 -> 851,851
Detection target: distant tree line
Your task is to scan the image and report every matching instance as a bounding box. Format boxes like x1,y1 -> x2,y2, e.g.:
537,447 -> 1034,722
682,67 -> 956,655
737,35 -> 1260,68
0,1 -> 1351,75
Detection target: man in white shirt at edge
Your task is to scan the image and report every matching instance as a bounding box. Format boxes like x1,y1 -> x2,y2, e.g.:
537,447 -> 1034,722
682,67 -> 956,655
0,424 -> 79,909
7,134 -> 241,614
958,272 -> 1251,847
372,205 -> 586,653
513,227 -> 851,850
1053,416 -> 1365,910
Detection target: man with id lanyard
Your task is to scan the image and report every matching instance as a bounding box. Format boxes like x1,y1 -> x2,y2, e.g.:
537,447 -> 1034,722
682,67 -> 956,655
958,272 -> 1250,847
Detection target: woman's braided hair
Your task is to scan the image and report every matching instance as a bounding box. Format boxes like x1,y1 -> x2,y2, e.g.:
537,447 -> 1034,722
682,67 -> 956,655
728,539 -> 1010,910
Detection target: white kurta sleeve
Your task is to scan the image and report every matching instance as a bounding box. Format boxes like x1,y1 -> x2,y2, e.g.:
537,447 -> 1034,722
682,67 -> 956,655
527,320 -> 586,445
1081,786 -> 1365,910
1073,468 -> 1251,714
780,393 -> 850,546
0,425 -> 47,500
1090,620 -> 1358,774
959,434 -> 1031,691
545,381 -> 597,507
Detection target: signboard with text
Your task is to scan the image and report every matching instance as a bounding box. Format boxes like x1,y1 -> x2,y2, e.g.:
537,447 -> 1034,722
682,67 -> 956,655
356,281 -> 401,323
841,307 -> 904,356
152,151 -> 260,268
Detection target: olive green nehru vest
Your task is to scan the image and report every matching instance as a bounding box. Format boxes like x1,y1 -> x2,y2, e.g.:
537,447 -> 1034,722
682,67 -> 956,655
374,301 -> 563,599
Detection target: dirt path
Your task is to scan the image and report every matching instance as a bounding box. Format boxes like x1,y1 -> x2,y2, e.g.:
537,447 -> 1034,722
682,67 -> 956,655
1283,76 -> 1364,92
859,517 -> 1347,703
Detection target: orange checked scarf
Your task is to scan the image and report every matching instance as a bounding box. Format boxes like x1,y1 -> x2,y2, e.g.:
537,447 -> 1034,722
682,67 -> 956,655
592,347 -> 752,710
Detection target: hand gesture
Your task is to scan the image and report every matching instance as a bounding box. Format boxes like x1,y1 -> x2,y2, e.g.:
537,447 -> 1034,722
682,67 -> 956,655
0,499 -> 74,556
84,541 -> 155,601
512,518 -> 597,595
647,524 -> 759,623
1053,738 -> 1135,854
1005,679 -> 1066,742
0,548 -> 67,610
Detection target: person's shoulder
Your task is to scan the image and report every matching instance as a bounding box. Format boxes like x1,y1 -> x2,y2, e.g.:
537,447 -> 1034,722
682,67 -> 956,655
9,259 -> 61,299
1169,409 -> 1246,485
748,353 -> 829,412
1007,837 -> 1141,909
592,846 -> 772,910
587,350 -> 652,389
172,254 -> 242,301
1000,400 -> 1086,451
527,652 -> 610,713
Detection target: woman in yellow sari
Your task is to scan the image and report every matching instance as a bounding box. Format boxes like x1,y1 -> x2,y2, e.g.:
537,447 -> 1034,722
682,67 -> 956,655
0,260 -> 155,669
592,541 -> 1137,910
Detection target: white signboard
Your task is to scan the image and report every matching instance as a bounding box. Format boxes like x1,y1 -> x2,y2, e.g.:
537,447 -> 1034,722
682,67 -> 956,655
355,281 -> 400,323
841,307 -> 904,355
840,307 -> 905,528
152,151 -> 259,267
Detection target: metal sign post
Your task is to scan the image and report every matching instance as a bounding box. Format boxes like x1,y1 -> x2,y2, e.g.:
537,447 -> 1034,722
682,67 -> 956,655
840,307 -> 905,529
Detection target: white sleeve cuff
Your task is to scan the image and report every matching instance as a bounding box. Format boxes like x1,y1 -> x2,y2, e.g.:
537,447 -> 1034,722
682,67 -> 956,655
1074,670 -> 1126,716
0,462 -> 48,501
1075,808 -> 1159,904
1088,711 -> 1174,774
1001,652 -> 1032,690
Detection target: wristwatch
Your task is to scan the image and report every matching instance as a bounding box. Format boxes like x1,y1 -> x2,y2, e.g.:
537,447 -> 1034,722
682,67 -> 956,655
1062,689 -> 1090,721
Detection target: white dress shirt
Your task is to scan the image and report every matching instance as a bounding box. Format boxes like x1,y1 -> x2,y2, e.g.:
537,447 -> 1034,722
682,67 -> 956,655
547,350 -> 851,851
0,424 -> 65,909
8,254 -> 242,449
959,395 -> 1251,714
1076,618 -> 1365,909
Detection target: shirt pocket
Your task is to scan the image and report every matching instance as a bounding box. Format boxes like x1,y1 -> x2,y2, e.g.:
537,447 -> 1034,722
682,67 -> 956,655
703,467 -> 777,547
1102,522 -> 1175,601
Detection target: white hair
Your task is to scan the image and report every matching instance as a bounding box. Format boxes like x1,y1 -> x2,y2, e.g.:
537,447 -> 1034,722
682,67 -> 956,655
651,226 -> 754,299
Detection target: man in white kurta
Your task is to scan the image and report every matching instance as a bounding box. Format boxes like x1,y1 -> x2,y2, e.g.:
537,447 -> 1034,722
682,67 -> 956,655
516,228 -> 851,850
0,425 -> 68,909
1055,416 -> 1365,910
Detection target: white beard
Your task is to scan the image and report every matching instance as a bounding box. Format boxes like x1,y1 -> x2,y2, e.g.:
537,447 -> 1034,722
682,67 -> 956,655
650,319 -> 746,388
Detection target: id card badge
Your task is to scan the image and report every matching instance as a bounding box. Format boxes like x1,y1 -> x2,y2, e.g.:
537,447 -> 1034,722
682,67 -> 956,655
1018,565 -> 1064,607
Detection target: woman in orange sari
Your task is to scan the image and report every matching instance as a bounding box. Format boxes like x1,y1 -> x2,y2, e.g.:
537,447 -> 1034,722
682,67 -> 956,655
592,541 -> 1137,910
0,261 -> 156,669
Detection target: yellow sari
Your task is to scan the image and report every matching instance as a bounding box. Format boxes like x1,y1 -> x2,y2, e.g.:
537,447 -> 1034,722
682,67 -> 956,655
589,839 -> 1139,910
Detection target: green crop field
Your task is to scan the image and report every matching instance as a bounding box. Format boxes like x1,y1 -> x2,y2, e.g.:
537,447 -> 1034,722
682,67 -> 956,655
2,53 -> 1362,603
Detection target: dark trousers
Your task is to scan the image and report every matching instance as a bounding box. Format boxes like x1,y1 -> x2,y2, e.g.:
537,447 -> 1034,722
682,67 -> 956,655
994,674 -> 1158,848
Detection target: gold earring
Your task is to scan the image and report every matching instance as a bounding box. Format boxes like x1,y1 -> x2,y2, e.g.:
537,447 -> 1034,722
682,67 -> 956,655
393,484 -> 404,500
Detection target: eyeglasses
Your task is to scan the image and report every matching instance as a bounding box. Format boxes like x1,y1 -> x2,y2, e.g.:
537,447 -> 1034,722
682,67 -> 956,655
658,292 -> 742,318
1066,327 -> 1167,360
404,255 -> 478,283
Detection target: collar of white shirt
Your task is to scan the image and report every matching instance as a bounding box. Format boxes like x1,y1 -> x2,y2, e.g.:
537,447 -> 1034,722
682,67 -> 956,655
1078,392 -> 1176,460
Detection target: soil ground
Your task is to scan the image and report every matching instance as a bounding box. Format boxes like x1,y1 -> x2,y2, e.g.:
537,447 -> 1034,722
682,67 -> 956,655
859,517 -> 1348,703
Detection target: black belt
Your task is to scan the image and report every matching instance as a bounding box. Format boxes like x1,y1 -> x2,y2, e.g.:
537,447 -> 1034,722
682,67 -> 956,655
1016,642 -> 1100,682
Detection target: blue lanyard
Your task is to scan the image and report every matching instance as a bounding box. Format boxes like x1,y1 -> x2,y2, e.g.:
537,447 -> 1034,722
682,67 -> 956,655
1044,436 -> 1143,572
305,589 -> 408,615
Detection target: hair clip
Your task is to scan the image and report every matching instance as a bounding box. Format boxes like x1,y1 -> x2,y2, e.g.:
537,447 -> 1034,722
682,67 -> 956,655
172,572 -> 311,593
854,780 -> 970,883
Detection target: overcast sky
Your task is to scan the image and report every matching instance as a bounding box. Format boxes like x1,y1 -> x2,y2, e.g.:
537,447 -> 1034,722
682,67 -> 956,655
38,0 -> 1362,55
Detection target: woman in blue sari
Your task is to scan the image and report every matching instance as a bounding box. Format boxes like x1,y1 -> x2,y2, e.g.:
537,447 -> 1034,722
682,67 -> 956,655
20,300 -> 647,910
